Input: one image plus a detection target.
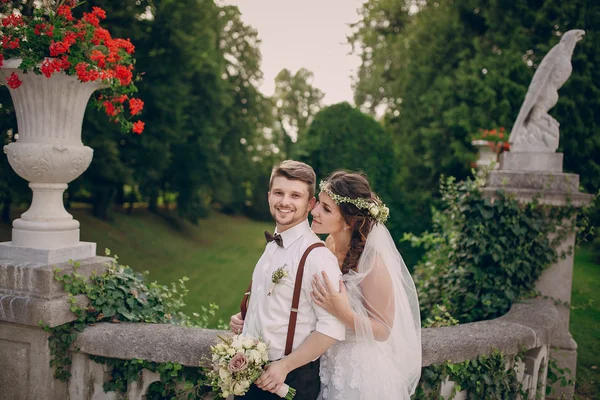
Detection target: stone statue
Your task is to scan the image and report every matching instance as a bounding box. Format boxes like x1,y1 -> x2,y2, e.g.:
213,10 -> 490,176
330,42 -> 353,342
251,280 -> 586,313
509,29 -> 585,152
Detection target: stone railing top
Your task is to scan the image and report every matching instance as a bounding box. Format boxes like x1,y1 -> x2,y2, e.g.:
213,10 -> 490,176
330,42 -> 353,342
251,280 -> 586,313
73,299 -> 560,368
74,322 -> 225,367
422,298 -> 560,366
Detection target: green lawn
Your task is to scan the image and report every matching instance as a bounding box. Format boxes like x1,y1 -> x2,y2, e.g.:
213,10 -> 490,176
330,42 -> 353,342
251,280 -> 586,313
570,246 -> 600,399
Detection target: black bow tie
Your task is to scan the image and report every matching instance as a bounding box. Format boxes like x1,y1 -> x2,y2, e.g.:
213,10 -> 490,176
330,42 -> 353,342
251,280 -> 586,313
264,231 -> 284,247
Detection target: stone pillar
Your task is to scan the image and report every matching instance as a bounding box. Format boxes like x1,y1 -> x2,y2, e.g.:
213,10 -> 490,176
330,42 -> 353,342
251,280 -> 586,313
483,151 -> 593,399
0,256 -> 109,400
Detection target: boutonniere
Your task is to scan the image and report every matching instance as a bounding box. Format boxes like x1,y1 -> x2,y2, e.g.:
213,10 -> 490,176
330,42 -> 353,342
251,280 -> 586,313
268,264 -> 288,296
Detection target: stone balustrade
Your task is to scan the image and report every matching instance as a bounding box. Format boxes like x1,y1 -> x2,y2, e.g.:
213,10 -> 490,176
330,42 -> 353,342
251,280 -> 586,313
65,298 -> 560,399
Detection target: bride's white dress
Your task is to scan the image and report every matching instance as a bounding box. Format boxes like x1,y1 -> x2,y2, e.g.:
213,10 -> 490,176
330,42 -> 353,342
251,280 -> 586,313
318,224 -> 422,400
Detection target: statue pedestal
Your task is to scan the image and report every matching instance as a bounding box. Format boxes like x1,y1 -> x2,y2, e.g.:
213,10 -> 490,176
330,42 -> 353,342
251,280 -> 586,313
483,151 -> 593,399
499,152 -> 563,172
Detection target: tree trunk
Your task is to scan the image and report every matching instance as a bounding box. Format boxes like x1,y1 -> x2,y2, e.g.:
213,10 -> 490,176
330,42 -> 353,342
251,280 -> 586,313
148,188 -> 159,213
2,196 -> 11,224
92,185 -> 116,221
127,195 -> 134,215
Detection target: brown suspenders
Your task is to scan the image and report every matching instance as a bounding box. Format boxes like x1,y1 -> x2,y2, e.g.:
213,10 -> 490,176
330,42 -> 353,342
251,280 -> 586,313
239,242 -> 325,356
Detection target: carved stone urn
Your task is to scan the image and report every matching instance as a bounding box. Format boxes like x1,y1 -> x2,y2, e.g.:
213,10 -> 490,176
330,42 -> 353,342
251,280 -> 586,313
0,58 -> 101,251
471,140 -> 498,170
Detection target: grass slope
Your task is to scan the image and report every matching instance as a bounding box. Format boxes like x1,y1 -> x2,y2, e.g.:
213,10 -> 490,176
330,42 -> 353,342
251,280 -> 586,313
570,247 -> 600,399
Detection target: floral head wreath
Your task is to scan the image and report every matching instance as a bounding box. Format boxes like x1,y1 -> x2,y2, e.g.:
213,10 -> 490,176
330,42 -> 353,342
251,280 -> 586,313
319,180 -> 390,224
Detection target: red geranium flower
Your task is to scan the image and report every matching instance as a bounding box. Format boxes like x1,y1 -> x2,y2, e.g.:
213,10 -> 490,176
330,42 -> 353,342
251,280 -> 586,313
7,72 -> 21,89
129,98 -> 144,116
92,7 -> 107,20
82,12 -> 100,28
103,100 -> 118,117
2,36 -> 19,50
132,120 -> 144,134
114,65 -> 132,86
57,5 -> 74,21
2,15 -> 24,27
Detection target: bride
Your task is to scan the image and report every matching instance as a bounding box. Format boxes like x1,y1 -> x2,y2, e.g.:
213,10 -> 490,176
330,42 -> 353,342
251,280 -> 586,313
310,170 -> 421,399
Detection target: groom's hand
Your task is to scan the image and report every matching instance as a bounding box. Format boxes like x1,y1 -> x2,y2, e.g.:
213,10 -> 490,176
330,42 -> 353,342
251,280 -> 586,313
230,312 -> 244,334
256,360 -> 290,394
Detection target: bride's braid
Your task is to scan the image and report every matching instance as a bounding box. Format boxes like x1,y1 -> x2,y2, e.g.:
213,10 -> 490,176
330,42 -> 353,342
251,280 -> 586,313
324,171 -> 376,274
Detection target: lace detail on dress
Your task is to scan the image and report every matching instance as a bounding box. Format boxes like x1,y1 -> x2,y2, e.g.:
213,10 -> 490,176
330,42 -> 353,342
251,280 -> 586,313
319,332 -> 413,400
319,335 -> 364,400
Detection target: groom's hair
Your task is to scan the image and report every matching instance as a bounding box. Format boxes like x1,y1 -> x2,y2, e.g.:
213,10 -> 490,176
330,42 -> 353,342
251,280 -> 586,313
269,160 -> 316,198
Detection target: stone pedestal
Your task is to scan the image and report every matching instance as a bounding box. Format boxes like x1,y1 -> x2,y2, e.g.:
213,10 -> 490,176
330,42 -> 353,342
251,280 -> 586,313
483,151 -> 593,399
0,256 -> 110,400
0,242 -> 96,265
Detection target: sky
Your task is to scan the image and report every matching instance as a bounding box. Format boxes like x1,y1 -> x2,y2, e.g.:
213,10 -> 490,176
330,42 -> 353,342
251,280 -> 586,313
219,0 -> 366,105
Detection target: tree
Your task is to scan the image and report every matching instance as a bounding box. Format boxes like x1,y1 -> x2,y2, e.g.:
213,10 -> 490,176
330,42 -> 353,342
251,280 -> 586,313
294,103 -> 426,260
273,68 -> 324,157
213,5 -> 275,215
297,102 -> 394,190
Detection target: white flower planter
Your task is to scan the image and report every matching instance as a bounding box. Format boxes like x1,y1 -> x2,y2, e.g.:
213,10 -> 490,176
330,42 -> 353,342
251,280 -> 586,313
1,58 -> 101,250
471,140 -> 499,170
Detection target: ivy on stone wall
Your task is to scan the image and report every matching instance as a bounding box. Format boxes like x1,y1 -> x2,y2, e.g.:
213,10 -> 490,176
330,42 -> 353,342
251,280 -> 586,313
405,172 -> 595,324
41,250 -> 226,397
413,349 -> 526,400
88,356 -> 207,399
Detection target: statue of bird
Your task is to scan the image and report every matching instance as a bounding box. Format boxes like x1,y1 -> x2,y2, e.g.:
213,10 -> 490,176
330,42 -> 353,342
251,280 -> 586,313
509,29 -> 585,152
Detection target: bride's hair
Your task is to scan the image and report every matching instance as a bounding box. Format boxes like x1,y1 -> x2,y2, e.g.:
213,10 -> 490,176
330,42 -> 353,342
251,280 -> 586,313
324,170 -> 376,274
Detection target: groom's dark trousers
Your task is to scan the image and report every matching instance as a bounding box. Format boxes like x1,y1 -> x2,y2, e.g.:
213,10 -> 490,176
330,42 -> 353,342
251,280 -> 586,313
234,359 -> 320,400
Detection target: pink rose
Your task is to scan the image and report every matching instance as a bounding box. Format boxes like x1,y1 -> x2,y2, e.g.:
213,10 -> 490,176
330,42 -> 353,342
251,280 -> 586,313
228,353 -> 248,373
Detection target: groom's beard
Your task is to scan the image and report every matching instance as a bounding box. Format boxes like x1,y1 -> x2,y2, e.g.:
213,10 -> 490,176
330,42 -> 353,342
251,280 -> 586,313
270,202 -> 309,230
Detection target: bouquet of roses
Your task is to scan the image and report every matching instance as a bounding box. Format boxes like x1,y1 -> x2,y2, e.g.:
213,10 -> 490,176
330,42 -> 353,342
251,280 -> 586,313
206,334 -> 296,399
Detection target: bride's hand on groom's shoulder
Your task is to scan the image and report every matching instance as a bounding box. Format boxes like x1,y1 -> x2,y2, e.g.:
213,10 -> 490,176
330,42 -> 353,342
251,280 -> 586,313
230,312 -> 244,334
311,271 -> 352,322
255,360 -> 291,394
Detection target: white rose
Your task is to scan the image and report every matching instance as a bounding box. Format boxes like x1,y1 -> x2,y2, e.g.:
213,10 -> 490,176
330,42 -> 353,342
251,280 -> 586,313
227,347 -> 236,356
240,380 -> 250,391
369,205 -> 379,217
231,339 -> 244,350
233,381 -> 249,396
256,342 -> 267,353
248,349 -> 262,363
219,367 -> 231,380
242,338 -> 255,349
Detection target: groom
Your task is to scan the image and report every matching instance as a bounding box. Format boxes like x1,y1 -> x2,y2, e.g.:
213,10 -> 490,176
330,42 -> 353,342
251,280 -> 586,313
230,160 -> 345,400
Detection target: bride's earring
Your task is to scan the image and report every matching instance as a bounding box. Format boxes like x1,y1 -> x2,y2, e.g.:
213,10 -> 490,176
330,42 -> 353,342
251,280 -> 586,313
343,225 -> 349,231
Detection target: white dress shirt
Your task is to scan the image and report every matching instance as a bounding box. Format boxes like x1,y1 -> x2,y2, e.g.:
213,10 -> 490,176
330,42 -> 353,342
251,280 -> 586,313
243,219 -> 346,361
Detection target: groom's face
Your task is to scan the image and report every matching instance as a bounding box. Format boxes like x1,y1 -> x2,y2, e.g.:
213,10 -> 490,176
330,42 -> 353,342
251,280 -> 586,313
268,176 -> 316,232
